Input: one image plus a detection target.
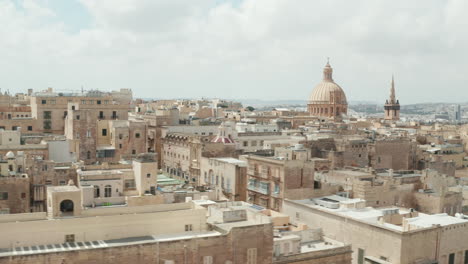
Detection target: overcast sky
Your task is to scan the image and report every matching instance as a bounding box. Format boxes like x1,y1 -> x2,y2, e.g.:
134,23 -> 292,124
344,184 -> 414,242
1,0 -> 467,104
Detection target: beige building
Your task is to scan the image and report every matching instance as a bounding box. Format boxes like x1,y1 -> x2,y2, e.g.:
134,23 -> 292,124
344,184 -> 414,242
32,88 -> 131,134
200,157 -> 247,201
283,195 -> 468,264
0,200 -> 274,264
246,154 -> 338,211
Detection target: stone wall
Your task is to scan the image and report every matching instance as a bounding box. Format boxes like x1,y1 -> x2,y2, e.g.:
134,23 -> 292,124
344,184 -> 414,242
0,224 -> 273,264
0,177 -> 30,214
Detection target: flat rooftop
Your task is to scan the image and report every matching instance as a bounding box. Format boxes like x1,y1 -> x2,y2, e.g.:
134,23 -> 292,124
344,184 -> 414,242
291,196 -> 468,232
211,157 -> 247,166
0,231 -> 221,258
47,185 -> 80,193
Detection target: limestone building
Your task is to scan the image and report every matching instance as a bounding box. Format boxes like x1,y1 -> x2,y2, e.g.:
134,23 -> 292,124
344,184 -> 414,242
283,195 -> 468,264
245,154 -> 339,211
384,76 -> 401,121
0,201 -> 274,264
308,60 -> 348,119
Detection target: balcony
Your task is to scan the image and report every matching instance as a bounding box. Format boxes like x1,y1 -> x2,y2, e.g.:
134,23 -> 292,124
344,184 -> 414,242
111,115 -> 118,120
248,182 -> 270,195
98,115 -> 106,119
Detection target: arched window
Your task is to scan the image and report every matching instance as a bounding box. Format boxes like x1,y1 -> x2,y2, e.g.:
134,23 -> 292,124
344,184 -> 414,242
60,200 -> 74,213
94,185 -> 100,198
104,185 -> 112,197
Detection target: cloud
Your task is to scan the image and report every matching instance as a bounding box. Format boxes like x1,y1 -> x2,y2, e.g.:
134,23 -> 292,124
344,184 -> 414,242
1,0 -> 468,103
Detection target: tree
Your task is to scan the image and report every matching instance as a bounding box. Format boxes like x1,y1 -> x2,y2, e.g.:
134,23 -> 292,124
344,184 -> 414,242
245,106 -> 255,112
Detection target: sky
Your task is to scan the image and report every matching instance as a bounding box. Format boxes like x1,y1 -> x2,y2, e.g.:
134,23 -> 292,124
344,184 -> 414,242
1,0 -> 468,104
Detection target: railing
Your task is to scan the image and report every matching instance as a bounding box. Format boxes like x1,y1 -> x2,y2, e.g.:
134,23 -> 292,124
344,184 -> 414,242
247,186 -> 269,195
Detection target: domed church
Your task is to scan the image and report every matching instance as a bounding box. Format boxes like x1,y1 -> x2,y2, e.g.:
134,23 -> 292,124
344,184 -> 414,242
307,60 -> 348,118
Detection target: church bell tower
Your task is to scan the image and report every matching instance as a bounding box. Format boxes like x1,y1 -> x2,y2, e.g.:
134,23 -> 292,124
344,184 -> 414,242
384,76 -> 400,121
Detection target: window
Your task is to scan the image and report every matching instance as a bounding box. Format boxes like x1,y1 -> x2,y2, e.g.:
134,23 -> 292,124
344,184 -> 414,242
41,99 -> 46,104
119,134 -> 123,139
112,111 -> 117,119
59,180 -> 66,186
125,180 -> 136,189
97,100 -> 101,105
99,111 -> 104,118
274,183 -> 280,194
185,224 -> 193,231
28,126 -> 32,131
102,129 -> 107,136
81,100 -> 86,104
132,149 -> 136,155
76,115 -> 80,120
358,248 -> 364,264
63,111 -> 67,118
464,250 -> 468,264
65,234 -> 75,243
203,256 -> 213,264
119,144 -> 122,149
147,173 -> 151,178
45,180 -> 52,185
21,193 -> 26,199
135,133 -> 140,138
94,185 -> 100,198
86,130 -> 91,138
247,248 -> 257,264
104,185 -> 112,197
0,192 -> 8,200
43,111 -> 51,119
87,151 -> 91,159
449,253 -> 455,264
243,141 -> 248,147
314,181 -> 321,189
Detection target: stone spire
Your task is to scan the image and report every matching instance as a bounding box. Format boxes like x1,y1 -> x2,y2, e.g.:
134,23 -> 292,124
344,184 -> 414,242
384,75 -> 400,121
389,75 -> 396,104
323,58 -> 333,82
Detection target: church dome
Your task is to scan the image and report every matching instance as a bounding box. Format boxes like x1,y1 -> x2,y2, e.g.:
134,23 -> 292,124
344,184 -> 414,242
308,61 -> 347,105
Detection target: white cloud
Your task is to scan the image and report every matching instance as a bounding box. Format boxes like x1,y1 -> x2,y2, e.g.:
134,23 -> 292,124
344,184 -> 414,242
1,0 -> 468,103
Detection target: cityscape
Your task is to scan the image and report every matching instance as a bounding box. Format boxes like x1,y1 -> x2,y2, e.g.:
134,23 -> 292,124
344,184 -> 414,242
1,1 -> 468,264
